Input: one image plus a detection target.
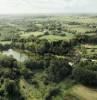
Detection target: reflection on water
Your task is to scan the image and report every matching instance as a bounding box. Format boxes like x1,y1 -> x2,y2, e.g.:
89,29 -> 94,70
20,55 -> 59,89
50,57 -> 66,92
3,49 -> 28,62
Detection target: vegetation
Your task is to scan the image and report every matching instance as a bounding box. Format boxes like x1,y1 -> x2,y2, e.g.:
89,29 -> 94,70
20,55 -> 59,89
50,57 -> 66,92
0,15 -> 97,100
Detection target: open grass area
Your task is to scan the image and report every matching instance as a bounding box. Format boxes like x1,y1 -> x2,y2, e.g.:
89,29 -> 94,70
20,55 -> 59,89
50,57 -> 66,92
56,16 -> 97,24
83,44 -> 97,49
0,41 -> 12,45
20,31 -> 44,38
39,33 -> 74,41
85,33 -> 96,36
74,44 -> 97,56
67,25 -> 94,33
72,85 -> 97,100
81,44 -> 97,55
74,17 -> 97,24
19,79 -> 43,100
70,27 -> 93,33
19,77 -> 76,100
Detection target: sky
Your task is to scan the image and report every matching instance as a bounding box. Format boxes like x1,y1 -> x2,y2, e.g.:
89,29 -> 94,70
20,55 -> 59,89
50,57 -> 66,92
0,0 -> 97,14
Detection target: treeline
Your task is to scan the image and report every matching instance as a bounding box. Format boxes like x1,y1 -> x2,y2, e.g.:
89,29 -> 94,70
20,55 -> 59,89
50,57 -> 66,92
75,34 -> 97,44
12,34 -> 81,56
0,44 -> 11,51
12,39 -> 73,55
1,34 -> 97,55
11,34 -> 97,55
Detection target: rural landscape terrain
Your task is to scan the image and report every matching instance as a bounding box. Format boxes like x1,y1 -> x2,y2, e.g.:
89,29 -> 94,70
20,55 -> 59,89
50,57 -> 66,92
0,15 -> 97,100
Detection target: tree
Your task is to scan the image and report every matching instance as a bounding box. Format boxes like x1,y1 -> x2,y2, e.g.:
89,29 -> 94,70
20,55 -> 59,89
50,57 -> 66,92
24,59 -> 44,70
72,61 -> 97,86
5,80 -> 25,100
37,40 -> 50,54
46,59 -> 72,82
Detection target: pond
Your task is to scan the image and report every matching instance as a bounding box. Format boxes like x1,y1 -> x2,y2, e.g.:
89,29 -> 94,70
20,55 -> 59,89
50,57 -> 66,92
2,49 -> 28,62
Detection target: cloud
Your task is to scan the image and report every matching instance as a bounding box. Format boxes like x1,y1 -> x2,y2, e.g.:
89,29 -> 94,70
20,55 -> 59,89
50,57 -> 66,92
0,0 -> 96,14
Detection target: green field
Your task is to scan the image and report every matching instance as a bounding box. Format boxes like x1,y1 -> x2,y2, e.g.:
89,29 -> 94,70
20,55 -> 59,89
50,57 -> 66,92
72,85 -> 97,100
20,32 -> 44,38
0,41 -> 12,45
82,44 -> 97,55
39,33 -> 74,41
66,25 -> 95,33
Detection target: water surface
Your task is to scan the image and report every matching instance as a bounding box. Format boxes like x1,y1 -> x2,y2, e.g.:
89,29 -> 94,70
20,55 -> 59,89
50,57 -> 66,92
3,49 -> 28,62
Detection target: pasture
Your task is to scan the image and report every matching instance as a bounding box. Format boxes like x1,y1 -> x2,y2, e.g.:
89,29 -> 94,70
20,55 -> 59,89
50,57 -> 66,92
72,85 -> 97,100
20,31 -> 44,38
39,33 -> 74,41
